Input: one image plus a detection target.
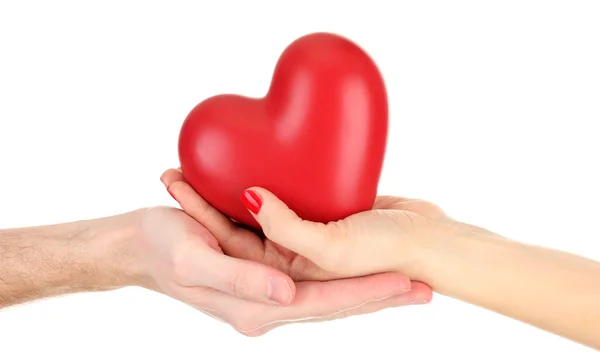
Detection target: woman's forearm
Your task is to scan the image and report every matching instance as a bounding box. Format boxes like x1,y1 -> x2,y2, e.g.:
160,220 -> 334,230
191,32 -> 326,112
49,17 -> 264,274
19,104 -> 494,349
0,213 -> 140,309
424,225 -> 600,349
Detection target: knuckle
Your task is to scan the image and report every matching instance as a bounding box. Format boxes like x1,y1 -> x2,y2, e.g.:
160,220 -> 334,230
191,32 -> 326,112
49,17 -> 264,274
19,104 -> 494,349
312,223 -> 346,271
171,264 -> 191,286
262,208 -> 297,242
226,270 -> 245,297
261,211 -> 280,240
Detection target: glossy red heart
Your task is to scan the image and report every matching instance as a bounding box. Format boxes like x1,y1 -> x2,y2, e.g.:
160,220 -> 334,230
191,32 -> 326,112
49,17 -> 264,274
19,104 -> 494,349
178,32 -> 388,230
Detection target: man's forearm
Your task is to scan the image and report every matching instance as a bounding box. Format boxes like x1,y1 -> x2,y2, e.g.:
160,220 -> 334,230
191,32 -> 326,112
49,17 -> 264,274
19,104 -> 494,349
424,225 -> 600,349
0,211 -> 144,309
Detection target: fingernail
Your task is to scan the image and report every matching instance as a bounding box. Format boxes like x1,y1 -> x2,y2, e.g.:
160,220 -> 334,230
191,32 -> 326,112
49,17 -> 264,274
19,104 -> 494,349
241,189 -> 262,215
410,298 -> 429,305
268,277 -> 292,305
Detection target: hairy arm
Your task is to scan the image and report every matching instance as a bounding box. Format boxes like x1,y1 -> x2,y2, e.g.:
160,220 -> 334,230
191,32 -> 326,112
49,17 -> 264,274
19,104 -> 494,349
424,225 -> 600,350
0,212 -> 143,309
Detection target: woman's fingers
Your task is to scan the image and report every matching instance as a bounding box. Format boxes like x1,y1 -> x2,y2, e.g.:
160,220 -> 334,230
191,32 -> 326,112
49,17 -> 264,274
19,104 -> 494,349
241,187 -> 340,268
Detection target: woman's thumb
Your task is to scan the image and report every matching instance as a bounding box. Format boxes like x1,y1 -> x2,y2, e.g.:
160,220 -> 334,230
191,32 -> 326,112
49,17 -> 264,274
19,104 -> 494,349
240,188 -> 333,262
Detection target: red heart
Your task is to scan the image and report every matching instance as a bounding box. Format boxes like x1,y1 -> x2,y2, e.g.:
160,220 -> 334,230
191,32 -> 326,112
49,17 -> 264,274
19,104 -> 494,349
178,32 -> 388,230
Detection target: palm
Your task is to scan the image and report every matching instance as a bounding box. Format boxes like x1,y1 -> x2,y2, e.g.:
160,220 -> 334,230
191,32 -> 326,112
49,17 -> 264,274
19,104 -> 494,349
161,169 -> 334,281
261,236 -> 328,280
161,169 -> 445,282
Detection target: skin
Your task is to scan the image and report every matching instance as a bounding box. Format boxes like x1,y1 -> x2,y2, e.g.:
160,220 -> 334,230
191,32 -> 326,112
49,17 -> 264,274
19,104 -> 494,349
162,168 -> 600,350
0,178 -> 430,337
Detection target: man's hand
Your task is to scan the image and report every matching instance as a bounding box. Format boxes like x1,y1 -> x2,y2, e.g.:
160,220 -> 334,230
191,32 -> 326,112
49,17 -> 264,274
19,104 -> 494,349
156,168 -> 431,335
135,205 -> 429,336
162,168 -> 434,285
138,206 -> 296,306
0,196 -> 429,337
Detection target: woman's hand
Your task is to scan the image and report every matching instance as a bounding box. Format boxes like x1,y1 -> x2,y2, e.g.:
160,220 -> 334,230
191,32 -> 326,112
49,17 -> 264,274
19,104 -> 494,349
161,169 -> 440,287
130,168 -> 433,337
158,168 -> 432,332
238,187 -> 461,283
227,182 -> 600,350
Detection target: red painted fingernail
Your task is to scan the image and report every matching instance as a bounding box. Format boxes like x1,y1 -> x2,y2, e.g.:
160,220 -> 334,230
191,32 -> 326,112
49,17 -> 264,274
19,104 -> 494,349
241,189 -> 262,214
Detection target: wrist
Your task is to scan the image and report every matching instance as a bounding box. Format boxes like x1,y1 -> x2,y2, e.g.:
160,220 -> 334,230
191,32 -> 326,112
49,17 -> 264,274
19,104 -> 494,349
83,209 -> 151,289
407,219 -> 487,283
0,210 -> 151,308
416,219 -> 506,292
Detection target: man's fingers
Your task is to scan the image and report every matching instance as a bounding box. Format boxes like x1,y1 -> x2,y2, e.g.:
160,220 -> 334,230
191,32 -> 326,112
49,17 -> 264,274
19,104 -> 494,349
160,169 -> 229,235
241,187 -> 338,266
257,272 -> 418,325
211,272 -> 415,334
186,274 -> 431,337
307,280 -> 431,322
167,180 -> 237,240
190,249 -> 296,306
161,168 -> 264,261
160,168 -> 186,188
257,281 -> 431,333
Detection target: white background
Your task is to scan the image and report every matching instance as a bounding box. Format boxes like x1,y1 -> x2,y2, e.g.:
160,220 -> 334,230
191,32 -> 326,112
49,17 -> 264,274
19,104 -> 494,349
1,0 -> 599,362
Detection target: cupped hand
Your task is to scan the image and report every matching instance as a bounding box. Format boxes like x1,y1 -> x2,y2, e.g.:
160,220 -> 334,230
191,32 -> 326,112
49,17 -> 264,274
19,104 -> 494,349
161,168 -> 455,285
136,204 -> 428,336
137,205 -> 295,306
237,187 -> 460,283
161,169 -> 437,286
158,168 -> 432,333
